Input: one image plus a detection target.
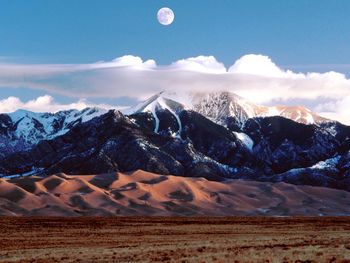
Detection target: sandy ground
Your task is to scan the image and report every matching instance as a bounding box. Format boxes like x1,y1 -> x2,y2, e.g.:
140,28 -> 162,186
0,217 -> 350,263
1,170 -> 350,216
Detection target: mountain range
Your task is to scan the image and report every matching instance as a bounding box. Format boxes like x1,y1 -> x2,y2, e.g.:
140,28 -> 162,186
130,91 -> 328,127
0,107 -> 106,158
0,91 -> 349,192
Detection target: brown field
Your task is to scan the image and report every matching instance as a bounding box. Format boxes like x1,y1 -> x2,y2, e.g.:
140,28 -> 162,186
0,217 -> 350,263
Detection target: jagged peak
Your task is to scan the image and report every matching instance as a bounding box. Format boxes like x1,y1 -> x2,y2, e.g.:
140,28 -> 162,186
130,90 -> 329,126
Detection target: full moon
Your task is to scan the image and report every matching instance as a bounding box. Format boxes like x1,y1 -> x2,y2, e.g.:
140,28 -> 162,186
157,7 -> 175,26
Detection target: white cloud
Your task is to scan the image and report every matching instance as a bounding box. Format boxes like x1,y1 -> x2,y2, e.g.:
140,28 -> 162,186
229,54 -> 287,77
314,95 -> 350,125
93,55 -> 157,69
0,54 -> 349,124
170,56 -> 226,73
0,95 -> 125,113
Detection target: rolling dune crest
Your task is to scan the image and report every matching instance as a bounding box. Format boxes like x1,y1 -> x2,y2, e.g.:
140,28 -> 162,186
1,170 -> 350,216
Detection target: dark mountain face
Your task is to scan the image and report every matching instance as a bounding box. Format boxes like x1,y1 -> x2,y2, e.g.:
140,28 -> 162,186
0,106 -> 349,191
179,110 -> 254,168
241,117 -> 350,174
0,110 -> 252,181
130,109 -> 254,170
0,108 -> 106,158
0,111 -> 181,176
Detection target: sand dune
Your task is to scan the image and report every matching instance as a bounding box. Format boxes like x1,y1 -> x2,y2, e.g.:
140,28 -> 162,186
1,170 -> 350,216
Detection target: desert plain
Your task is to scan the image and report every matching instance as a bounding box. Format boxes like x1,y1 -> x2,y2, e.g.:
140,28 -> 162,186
0,217 -> 350,262
1,171 -> 350,262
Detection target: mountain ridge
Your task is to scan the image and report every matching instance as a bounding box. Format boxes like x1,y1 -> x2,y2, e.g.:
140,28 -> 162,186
0,107 -> 107,157
130,91 -> 329,129
0,90 -> 332,158
0,91 -> 349,192
0,108 -> 349,191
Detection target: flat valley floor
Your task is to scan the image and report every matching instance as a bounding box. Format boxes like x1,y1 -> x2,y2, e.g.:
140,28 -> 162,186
0,217 -> 350,263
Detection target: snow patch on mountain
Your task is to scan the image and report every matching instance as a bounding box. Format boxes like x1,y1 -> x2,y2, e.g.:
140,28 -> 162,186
0,107 -> 107,156
266,106 -> 320,125
9,108 -> 106,143
234,132 -> 254,150
1,167 -> 44,179
311,156 -> 341,169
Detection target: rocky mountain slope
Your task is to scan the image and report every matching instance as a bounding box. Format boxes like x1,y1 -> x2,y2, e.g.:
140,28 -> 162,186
0,91 -> 348,191
0,91 -> 329,158
0,110 -> 252,180
0,108 -> 106,157
0,107 -> 349,191
131,91 -> 328,128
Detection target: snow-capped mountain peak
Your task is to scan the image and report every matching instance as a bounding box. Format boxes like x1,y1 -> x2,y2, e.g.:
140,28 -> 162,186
130,92 -> 184,134
266,105 -> 327,125
0,107 -> 107,157
9,107 -> 106,141
190,91 -> 258,126
128,90 -> 328,128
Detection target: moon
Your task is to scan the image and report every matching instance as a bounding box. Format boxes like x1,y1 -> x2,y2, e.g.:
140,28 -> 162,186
157,7 -> 175,26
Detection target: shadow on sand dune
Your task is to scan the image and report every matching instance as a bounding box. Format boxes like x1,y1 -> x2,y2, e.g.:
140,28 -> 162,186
1,170 -> 350,216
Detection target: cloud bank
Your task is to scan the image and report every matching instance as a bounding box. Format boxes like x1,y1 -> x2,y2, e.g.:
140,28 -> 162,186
0,54 -> 349,124
0,95 -> 126,113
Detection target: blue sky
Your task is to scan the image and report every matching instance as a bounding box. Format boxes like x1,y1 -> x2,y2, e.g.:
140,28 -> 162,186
0,0 -> 349,67
0,0 -> 349,123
